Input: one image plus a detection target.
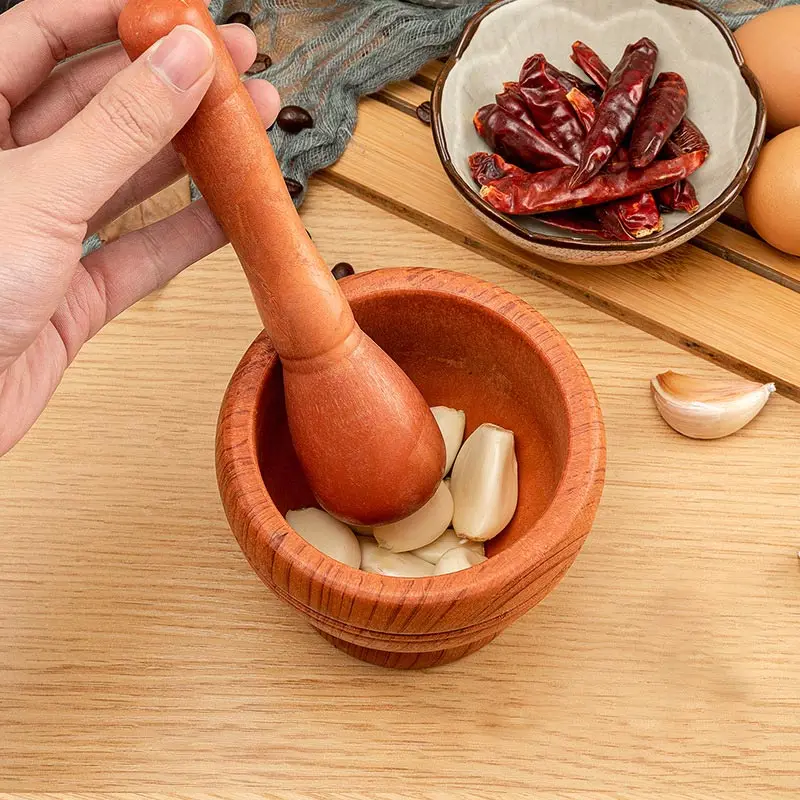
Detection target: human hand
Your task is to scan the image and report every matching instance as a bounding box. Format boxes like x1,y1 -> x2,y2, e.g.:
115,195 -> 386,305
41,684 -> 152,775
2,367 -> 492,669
0,0 -> 280,455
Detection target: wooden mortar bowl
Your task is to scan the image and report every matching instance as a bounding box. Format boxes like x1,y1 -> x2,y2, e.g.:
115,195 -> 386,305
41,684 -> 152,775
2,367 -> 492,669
217,268 -> 606,668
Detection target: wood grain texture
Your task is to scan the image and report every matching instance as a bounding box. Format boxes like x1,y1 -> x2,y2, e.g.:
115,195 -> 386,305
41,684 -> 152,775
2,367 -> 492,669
413,58 -> 443,89
216,269 -> 605,666
323,97 -> 800,399
1,183 -> 798,794
698,222 -> 800,290
3,795 -> 796,800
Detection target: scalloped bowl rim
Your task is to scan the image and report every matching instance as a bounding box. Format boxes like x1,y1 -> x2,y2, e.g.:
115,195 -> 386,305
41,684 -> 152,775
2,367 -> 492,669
431,0 -> 766,254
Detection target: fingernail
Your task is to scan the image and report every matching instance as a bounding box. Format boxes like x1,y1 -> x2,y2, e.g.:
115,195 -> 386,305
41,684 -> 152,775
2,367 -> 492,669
149,25 -> 214,91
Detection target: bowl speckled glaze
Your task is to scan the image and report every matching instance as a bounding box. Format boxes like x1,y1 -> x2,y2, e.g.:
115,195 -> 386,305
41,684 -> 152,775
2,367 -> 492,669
432,0 -> 766,265
217,268 -> 606,669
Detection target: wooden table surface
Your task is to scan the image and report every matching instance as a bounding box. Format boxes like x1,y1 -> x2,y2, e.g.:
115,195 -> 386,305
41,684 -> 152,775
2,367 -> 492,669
2,62 -> 800,796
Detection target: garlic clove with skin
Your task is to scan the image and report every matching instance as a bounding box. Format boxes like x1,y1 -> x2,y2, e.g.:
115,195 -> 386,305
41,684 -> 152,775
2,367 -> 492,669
450,423 -> 518,542
434,547 -> 487,575
411,528 -> 485,565
359,538 -> 435,577
373,480 -> 454,553
430,406 -> 466,474
651,371 -> 775,440
286,508 -> 361,568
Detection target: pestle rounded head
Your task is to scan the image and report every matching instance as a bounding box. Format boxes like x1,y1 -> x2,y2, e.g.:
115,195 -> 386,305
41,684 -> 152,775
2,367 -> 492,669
283,327 -> 447,527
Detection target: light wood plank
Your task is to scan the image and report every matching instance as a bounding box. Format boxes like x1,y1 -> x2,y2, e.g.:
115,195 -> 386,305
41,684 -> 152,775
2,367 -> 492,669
383,78 -> 430,107
1,795 -> 787,800
1,182 -> 798,795
699,222 -> 800,290
414,59 -> 445,88
323,98 -> 800,399
7,796 -> 789,800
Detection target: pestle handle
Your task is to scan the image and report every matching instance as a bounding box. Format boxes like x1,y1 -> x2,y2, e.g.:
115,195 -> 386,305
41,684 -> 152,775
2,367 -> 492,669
117,0 -> 446,525
118,0 -> 352,361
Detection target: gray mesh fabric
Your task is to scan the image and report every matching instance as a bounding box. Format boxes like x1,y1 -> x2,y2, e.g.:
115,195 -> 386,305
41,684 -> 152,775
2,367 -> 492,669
205,0 -> 483,204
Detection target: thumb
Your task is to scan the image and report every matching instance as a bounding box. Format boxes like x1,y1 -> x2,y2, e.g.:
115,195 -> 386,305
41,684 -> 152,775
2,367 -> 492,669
35,24 -> 215,224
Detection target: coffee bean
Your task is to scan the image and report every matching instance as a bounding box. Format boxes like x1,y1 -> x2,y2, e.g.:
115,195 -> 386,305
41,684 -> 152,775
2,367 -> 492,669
331,262 -> 355,280
284,177 -> 303,199
246,53 -> 273,76
225,11 -> 252,27
277,105 -> 314,134
416,100 -> 432,126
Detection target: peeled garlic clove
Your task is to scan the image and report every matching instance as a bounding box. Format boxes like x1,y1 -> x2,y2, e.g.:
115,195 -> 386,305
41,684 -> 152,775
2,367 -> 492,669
286,508 -> 361,568
373,480 -> 454,553
450,423 -> 518,542
430,406 -> 466,474
434,547 -> 488,575
351,524 -> 373,536
651,371 -> 775,440
359,538 -> 435,577
411,528 -> 485,565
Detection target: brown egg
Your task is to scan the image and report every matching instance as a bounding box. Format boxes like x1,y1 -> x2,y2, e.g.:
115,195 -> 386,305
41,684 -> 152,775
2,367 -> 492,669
743,126 -> 800,256
736,7 -> 800,133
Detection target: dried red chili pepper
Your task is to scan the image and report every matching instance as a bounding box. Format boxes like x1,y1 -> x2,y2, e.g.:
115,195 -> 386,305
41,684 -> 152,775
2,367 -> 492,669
538,210 -> 621,239
646,88 -> 706,215
518,54 -> 585,162
644,89 -> 701,215
565,86 -> 597,131
469,151 -> 526,185
469,152 -> 624,239
473,104 -> 492,138
662,118 -> 710,157
505,75 -> 601,118
630,72 -> 689,167
655,180 -> 700,213
598,192 -> 663,238
572,40 -> 710,160
571,42 -> 707,214
480,150 -> 706,215
558,70 -> 604,102
522,56 -> 604,103
565,87 -> 662,238
593,205 -> 635,240
495,82 -> 535,125
473,104 -> 576,171
570,38 -> 658,188
570,40 -> 612,88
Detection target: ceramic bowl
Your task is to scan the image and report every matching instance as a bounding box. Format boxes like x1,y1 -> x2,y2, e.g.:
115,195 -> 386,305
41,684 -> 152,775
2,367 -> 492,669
432,0 -> 766,265
216,268 -> 606,669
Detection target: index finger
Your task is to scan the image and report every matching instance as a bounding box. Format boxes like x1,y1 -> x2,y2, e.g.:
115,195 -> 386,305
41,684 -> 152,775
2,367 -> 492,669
0,0 -> 211,108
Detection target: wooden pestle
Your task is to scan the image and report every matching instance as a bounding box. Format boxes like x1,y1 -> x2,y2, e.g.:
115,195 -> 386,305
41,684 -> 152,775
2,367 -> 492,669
118,0 -> 445,526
